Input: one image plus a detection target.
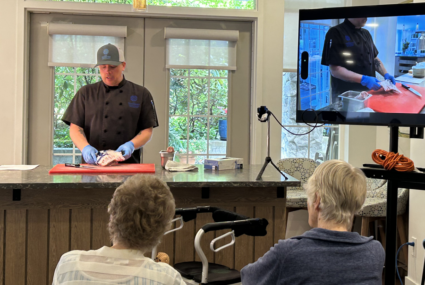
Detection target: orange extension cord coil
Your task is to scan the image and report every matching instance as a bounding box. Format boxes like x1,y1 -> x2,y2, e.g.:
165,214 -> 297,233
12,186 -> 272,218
371,149 -> 415,172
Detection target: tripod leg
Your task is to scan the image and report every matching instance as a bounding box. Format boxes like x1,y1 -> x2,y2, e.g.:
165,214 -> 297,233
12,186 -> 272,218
270,159 -> 288,180
256,157 -> 271,180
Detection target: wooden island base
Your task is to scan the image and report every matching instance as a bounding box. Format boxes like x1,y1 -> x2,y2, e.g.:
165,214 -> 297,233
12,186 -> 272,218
0,186 -> 287,285
0,165 -> 299,285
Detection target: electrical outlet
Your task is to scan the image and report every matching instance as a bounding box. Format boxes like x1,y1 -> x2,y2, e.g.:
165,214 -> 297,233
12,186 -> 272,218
412,237 -> 417,257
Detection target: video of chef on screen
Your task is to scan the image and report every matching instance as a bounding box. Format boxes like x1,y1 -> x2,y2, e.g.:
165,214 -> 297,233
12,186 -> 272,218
299,15 -> 425,114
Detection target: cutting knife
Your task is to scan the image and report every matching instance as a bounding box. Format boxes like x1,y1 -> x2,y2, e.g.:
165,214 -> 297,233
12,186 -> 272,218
65,163 -> 96,169
401,84 -> 422,97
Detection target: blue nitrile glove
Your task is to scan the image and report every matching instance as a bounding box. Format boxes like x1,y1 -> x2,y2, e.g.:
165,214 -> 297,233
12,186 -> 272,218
384,73 -> 396,85
360,75 -> 382,90
116,141 -> 135,160
82,145 -> 98,164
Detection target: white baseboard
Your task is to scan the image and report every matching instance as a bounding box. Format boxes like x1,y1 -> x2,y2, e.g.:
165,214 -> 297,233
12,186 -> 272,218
405,276 -> 419,285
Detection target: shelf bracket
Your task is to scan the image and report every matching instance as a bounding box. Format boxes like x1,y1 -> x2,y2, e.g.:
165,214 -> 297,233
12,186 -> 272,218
202,187 -> 210,199
13,189 -> 21,201
277,187 -> 285,198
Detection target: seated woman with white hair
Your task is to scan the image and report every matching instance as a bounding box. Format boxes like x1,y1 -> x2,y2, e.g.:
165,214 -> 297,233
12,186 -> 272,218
52,175 -> 185,285
240,159 -> 385,285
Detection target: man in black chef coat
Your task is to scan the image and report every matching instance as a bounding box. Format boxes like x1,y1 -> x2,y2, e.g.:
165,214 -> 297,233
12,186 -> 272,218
321,18 -> 396,103
62,43 -> 159,164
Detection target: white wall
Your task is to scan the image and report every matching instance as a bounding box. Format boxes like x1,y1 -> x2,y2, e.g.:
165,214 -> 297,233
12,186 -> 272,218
0,0 -> 18,164
406,136 -> 425,284
258,0 -> 284,162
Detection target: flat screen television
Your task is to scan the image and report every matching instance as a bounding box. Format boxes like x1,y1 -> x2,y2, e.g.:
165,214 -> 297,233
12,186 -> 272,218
296,3 -> 425,127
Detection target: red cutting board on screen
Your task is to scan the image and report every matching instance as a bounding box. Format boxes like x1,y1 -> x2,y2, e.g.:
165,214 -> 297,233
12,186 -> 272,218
364,83 -> 425,113
49,164 -> 156,174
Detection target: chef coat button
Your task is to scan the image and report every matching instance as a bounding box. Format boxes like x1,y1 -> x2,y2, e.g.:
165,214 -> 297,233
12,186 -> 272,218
119,117 -> 122,120
119,102 -> 123,106
104,129 -> 107,133
105,115 -> 108,119
106,102 -> 109,105
117,131 -> 121,135
120,90 -> 123,93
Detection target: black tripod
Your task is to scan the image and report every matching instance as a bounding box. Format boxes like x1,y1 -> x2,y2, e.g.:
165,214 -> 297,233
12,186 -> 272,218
256,107 -> 288,181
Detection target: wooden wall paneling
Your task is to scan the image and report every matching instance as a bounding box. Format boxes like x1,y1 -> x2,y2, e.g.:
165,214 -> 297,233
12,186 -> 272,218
171,187 -> 285,208
0,210 -> 4,284
91,208 -> 110,250
49,209 -> 70,285
274,206 -> 286,244
214,206 -> 235,269
174,218 -> 195,264
254,206 -> 274,261
5,209 -> 26,285
157,228 -> 175,265
234,206 -> 254,271
27,210 -> 48,285
71,209 -> 91,251
195,212 -> 215,263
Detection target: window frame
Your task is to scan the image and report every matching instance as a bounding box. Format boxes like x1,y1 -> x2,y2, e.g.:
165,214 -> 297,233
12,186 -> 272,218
168,68 -> 229,164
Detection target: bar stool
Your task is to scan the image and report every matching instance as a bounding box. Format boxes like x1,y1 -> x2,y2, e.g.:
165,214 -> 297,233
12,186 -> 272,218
356,178 -> 409,264
277,158 -> 317,239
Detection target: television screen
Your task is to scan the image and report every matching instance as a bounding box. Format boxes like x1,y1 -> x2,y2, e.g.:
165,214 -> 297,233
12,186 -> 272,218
296,3 -> 425,126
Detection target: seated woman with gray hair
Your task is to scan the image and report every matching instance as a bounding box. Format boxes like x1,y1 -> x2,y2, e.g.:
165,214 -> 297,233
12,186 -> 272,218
241,160 -> 385,285
52,175 -> 185,285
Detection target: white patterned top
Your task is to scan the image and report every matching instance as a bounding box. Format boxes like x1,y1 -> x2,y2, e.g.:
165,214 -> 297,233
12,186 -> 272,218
52,246 -> 185,285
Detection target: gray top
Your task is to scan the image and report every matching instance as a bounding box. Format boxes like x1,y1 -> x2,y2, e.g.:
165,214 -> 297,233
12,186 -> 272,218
241,228 -> 385,285
0,165 -> 299,190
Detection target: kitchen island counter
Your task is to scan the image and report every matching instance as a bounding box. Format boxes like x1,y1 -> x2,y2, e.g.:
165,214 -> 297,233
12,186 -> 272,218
0,164 -> 299,285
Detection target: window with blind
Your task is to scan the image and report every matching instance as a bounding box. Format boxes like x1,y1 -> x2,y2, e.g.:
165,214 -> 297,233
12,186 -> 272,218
48,23 -> 127,164
165,27 -> 238,163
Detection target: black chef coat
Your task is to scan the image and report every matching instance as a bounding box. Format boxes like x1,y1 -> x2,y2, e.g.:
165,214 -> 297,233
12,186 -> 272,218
321,19 -> 379,103
62,77 -> 159,163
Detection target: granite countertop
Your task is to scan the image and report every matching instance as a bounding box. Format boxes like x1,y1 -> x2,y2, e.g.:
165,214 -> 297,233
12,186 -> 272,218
0,165 -> 300,190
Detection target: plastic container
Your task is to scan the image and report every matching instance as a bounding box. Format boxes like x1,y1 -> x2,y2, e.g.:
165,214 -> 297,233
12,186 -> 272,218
160,150 -> 174,169
338,91 -> 371,112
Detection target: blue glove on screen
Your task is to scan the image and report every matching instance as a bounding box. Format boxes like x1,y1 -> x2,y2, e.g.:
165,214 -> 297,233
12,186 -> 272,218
82,145 -> 98,164
384,73 -> 396,85
116,141 -> 135,160
360,75 -> 382,91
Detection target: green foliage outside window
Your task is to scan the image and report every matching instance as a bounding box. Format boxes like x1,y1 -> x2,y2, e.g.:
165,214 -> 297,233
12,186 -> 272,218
168,69 -> 228,155
48,0 -> 255,10
54,67 -> 228,158
54,67 -> 99,149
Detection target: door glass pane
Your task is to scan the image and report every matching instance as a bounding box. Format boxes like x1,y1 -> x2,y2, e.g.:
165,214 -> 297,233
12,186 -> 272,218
169,77 -> 188,115
169,69 -> 228,164
209,117 -> 226,154
189,78 -> 209,115
53,67 -> 99,165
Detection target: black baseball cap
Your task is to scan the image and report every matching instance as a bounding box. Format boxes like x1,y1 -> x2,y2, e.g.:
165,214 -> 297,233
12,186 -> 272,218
95,43 -> 125,67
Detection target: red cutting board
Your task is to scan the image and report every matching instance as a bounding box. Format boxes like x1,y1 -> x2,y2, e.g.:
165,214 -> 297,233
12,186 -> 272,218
364,83 -> 425,113
49,163 -> 156,174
